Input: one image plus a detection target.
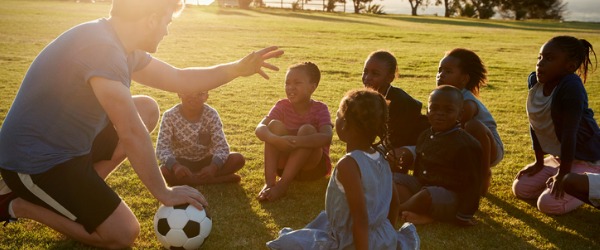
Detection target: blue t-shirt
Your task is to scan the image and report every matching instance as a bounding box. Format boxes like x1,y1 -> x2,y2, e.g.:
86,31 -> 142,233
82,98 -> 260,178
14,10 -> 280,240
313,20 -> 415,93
0,18 -> 152,174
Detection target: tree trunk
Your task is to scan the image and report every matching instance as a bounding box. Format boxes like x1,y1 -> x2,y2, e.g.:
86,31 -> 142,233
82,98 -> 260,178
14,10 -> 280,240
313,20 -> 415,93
409,0 -> 419,16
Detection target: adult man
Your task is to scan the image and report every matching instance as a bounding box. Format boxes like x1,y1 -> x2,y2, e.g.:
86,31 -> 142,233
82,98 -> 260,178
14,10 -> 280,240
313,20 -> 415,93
0,0 -> 283,248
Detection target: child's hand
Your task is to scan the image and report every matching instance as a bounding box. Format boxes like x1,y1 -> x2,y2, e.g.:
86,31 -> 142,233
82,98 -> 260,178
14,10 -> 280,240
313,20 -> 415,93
197,164 -> 218,180
396,148 -> 414,168
173,164 -> 193,179
272,136 -> 296,152
386,148 -> 413,172
548,172 -> 567,199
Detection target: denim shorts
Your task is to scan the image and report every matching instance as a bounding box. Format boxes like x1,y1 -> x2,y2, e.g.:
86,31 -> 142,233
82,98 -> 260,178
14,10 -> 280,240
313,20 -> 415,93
393,173 -> 458,221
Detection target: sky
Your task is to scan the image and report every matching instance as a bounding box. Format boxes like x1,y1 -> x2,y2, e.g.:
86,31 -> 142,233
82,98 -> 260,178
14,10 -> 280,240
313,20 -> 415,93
377,0 -> 600,22
186,0 -> 600,22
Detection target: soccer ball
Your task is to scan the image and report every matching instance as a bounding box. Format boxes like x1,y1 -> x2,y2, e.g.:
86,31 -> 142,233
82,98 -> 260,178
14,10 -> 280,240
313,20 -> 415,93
153,204 -> 212,249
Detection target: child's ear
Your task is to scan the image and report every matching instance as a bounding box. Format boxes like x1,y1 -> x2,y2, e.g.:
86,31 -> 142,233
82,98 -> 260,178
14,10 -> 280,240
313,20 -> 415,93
457,105 -> 465,121
310,82 -> 318,93
567,60 -> 578,73
462,74 -> 470,87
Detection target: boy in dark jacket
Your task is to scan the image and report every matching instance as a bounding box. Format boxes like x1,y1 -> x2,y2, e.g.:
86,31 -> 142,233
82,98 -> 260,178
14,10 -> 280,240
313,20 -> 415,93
394,85 -> 483,226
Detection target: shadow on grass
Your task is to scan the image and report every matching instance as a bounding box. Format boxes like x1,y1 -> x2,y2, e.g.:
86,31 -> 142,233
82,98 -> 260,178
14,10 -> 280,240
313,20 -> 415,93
259,177 -> 329,234
197,183 -> 274,248
486,194 -> 600,249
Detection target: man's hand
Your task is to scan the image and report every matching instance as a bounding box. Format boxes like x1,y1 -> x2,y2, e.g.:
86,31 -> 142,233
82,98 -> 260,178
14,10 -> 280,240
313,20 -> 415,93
236,46 -> 284,80
161,185 -> 208,211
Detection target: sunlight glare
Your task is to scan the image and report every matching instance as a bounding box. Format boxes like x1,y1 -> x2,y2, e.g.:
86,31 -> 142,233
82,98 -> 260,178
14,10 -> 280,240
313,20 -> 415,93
186,0 -> 215,5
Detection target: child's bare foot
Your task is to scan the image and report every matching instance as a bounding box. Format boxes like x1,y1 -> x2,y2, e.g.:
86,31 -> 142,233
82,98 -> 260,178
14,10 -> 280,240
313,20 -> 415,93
257,184 -> 272,202
265,183 -> 287,201
401,211 -> 434,225
191,174 -> 242,185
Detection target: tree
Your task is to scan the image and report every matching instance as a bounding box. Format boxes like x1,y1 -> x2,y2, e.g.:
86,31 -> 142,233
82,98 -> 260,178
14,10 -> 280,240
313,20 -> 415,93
352,0 -> 372,13
405,0 -> 432,16
498,0 -> 566,20
435,0 -> 457,17
457,1 -> 477,17
529,0 -> 566,20
325,0 -> 346,12
471,0 -> 498,19
365,3 -> 385,14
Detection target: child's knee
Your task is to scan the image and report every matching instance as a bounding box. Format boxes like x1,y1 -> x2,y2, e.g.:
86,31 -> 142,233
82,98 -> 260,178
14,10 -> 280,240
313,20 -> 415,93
512,178 -> 541,199
267,120 -> 287,135
230,153 -> 246,167
133,95 -> 160,131
537,192 -> 578,215
297,124 -> 317,135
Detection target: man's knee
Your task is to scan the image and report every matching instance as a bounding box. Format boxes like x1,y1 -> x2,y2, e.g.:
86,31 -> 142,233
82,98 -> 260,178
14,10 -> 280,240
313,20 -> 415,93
133,95 -> 160,131
93,219 -> 139,249
96,203 -> 141,249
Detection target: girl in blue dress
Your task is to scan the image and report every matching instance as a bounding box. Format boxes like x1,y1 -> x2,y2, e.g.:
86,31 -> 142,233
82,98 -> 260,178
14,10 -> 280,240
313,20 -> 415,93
267,89 -> 419,249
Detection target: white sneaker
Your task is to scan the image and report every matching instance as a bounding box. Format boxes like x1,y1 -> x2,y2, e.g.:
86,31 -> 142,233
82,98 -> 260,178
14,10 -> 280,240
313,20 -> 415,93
0,178 -> 11,196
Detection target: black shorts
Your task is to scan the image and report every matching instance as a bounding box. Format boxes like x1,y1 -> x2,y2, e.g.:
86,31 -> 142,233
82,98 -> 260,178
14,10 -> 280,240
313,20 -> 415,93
176,156 -> 213,173
0,123 -> 121,233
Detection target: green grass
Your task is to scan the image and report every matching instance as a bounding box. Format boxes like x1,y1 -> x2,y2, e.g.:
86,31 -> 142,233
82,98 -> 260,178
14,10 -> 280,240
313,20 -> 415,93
1,1 -> 600,249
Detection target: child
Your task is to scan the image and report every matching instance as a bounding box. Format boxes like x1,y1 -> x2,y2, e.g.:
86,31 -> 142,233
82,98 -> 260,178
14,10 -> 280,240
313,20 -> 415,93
436,48 -> 505,195
394,85 -> 482,226
513,36 -> 600,215
156,91 -> 245,186
266,89 -> 419,250
362,50 -> 429,171
255,62 -> 333,202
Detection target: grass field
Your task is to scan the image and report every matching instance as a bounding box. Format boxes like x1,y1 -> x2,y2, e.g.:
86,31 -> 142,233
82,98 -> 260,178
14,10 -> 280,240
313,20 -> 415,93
1,1 -> 600,249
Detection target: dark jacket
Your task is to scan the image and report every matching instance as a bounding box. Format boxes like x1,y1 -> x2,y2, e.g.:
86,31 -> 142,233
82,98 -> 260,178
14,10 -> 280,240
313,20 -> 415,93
386,86 -> 429,148
414,126 -> 482,220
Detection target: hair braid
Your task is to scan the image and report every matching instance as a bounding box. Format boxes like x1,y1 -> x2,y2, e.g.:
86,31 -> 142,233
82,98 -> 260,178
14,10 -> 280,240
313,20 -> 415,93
549,36 -> 597,83
341,89 -> 390,154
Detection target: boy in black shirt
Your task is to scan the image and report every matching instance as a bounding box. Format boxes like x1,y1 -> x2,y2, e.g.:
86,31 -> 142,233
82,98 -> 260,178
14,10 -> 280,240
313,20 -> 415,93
394,85 -> 483,226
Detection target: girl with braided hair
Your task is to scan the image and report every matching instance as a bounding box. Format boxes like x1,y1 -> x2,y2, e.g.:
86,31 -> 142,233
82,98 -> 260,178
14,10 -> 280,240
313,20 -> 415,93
513,36 -> 600,215
267,89 -> 419,250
